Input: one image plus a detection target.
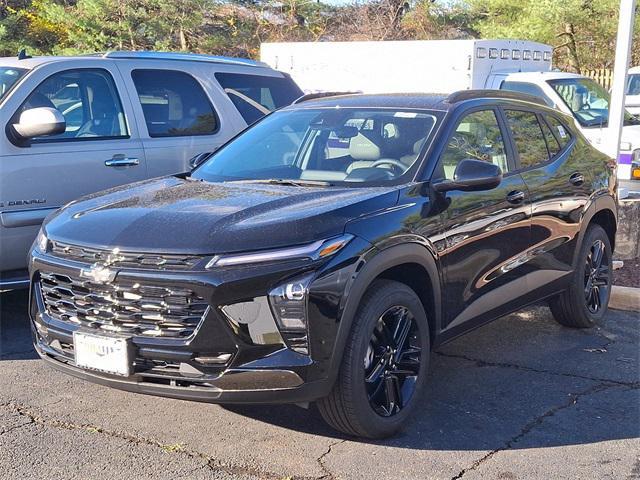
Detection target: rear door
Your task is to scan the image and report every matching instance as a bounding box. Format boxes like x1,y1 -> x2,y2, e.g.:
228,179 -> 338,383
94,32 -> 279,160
434,107 -> 533,333
115,61 -> 241,177
0,60 -> 147,279
502,109 -> 591,296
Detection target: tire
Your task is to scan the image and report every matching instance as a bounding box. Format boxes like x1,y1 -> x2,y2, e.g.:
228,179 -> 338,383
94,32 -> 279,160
317,279 -> 430,439
549,224 -> 612,328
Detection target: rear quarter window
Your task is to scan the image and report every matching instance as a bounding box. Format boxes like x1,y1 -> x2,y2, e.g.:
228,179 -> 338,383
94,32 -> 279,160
544,115 -> 572,148
215,72 -> 303,125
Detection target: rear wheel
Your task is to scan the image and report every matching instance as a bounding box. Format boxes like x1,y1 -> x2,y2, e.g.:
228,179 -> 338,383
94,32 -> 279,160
549,224 -> 612,328
317,280 -> 430,438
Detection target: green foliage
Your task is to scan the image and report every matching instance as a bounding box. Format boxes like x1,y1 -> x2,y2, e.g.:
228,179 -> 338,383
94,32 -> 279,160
0,0 -> 637,70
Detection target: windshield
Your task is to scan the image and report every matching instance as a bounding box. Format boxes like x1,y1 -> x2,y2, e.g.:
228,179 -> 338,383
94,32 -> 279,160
192,108 -> 440,186
0,67 -> 27,102
548,77 -> 639,128
627,74 -> 640,96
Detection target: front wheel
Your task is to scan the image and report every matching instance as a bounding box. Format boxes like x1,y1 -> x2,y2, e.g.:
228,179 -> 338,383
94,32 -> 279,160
549,224 -> 612,328
317,280 -> 430,438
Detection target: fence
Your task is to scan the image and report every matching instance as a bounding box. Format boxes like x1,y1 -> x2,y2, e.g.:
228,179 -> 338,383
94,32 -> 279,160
581,68 -> 614,90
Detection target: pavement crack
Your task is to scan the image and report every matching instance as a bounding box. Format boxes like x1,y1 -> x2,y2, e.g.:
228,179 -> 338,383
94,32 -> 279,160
316,439 -> 347,479
0,401 -> 297,480
450,382 -> 621,479
434,351 -> 640,387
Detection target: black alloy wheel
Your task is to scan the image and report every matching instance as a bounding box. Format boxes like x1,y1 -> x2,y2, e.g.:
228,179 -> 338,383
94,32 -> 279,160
583,239 -> 610,314
549,224 -> 612,328
318,280 -> 430,439
364,305 -> 422,417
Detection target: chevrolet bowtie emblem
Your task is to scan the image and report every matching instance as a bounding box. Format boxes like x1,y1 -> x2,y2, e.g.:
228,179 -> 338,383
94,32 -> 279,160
79,263 -> 117,284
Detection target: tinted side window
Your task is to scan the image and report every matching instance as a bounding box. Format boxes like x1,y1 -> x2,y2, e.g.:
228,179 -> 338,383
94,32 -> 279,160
20,69 -> 127,142
439,109 -> 508,180
505,110 -> 549,168
215,72 -> 303,125
131,70 -> 217,137
539,116 -> 561,157
545,115 -> 571,148
501,81 -> 552,106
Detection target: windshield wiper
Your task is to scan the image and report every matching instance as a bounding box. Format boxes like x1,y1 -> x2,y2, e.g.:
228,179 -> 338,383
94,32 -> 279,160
225,178 -> 334,187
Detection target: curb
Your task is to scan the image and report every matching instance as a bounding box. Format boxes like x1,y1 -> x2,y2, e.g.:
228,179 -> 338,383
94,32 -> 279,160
610,285 -> 640,312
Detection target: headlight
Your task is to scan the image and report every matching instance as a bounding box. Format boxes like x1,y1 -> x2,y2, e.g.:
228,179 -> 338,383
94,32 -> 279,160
206,234 -> 353,268
34,229 -> 48,254
268,272 -> 314,331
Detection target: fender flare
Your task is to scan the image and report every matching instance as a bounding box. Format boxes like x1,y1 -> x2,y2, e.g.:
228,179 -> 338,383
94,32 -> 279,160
571,195 -> 618,268
326,242 -> 442,383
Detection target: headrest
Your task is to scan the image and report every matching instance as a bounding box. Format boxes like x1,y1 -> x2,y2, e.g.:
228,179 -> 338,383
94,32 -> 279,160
413,138 -> 424,154
349,133 -> 381,161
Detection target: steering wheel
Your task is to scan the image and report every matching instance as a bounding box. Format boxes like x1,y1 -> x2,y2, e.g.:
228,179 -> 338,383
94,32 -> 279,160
370,159 -> 406,175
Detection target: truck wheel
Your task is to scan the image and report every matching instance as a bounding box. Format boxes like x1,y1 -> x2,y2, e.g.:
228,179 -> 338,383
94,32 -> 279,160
549,224 -> 612,328
317,280 -> 430,439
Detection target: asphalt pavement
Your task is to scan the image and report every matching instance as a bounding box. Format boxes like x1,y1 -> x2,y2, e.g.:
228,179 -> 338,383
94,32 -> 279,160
0,289 -> 638,480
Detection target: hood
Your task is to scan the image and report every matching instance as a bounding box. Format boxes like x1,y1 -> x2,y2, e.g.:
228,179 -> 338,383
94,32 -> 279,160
581,124 -> 640,151
44,176 -> 399,254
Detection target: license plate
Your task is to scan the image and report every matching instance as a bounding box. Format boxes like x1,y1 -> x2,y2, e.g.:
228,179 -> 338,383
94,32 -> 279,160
73,332 -> 131,376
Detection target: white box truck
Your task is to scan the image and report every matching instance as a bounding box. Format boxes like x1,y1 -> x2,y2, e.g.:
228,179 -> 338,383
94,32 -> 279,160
260,39 -> 552,94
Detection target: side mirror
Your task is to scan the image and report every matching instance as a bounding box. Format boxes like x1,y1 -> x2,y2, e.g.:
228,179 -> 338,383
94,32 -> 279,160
12,107 -> 66,140
433,159 -> 502,193
189,151 -> 215,170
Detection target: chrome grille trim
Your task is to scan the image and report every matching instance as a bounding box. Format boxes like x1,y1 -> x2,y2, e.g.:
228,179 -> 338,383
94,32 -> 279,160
50,241 -> 202,271
39,272 -> 208,338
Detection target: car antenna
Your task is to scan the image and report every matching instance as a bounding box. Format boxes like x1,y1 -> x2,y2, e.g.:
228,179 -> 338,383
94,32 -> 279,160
17,49 -> 31,60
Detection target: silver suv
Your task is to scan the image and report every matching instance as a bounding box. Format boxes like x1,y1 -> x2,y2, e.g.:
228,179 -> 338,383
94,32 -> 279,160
0,51 -> 303,288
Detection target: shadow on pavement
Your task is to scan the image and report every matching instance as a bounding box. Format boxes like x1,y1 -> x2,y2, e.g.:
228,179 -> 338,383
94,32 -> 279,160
0,289 -> 38,360
226,307 -> 640,451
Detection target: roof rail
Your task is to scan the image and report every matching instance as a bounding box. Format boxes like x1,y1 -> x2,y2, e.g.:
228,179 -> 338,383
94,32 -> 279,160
293,91 -> 361,104
447,89 -> 548,106
98,51 -> 268,68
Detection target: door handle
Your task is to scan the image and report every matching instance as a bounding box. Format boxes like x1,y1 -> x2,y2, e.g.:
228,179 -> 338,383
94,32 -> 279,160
506,190 -> 526,204
569,172 -> 585,186
105,157 -> 139,167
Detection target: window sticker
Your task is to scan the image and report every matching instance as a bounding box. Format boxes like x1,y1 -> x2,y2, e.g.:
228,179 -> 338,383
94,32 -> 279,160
556,125 -> 567,138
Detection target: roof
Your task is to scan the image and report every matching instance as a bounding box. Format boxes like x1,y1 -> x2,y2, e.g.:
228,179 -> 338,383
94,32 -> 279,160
503,71 -> 586,82
285,93 -> 451,110
286,90 -> 550,111
0,51 -> 268,69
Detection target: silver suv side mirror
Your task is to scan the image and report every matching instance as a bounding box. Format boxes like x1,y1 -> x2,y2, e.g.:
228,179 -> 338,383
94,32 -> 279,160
12,107 -> 66,140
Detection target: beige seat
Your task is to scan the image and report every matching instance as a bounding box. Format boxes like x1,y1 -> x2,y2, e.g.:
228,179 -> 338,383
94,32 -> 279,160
399,138 -> 426,167
345,133 -> 400,173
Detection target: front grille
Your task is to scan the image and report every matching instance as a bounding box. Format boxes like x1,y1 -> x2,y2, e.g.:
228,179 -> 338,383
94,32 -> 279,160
50,241 -> 202,271
39,272 -> 207,338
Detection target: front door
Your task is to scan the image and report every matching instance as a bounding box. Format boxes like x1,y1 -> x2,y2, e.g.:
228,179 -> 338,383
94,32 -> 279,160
0,61 -> 148,280
434,108 -> 533,332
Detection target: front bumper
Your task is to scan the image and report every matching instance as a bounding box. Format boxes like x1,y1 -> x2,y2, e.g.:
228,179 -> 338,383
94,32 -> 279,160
28,244 -> 366,404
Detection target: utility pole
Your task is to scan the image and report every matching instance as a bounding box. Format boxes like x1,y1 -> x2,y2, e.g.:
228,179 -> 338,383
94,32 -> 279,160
607,0 -> 636,193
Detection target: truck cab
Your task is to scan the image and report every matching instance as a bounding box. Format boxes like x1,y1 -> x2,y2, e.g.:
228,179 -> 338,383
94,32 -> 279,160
499,71 -> 640,181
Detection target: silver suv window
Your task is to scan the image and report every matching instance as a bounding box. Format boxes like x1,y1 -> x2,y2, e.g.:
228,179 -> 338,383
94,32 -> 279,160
131,70 -> 218,137
20,68 -> 128,142
215,72 -> 303,125
0,67 -> 27,102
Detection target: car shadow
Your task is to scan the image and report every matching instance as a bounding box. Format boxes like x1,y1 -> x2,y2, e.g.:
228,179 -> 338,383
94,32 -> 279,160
224,307 -> 640,450
0,289 -> 38,360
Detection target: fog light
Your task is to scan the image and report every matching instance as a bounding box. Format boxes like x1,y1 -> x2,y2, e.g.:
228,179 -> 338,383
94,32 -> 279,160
269,273 -> 314,331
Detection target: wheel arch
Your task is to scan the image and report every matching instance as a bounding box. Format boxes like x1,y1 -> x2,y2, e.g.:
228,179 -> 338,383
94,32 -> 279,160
327,242 -> 442,383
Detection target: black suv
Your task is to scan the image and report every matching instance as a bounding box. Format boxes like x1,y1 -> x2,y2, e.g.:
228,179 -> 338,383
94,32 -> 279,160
29,90 -> 617,439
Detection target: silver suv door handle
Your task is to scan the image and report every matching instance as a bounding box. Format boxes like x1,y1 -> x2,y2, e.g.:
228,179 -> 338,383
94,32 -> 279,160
105,157 -> 139,167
